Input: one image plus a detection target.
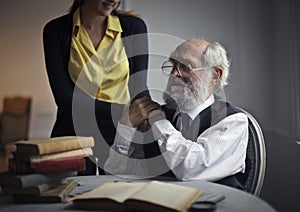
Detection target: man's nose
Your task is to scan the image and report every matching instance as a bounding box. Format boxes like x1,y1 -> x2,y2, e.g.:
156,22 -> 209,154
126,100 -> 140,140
171,66 -> 182,77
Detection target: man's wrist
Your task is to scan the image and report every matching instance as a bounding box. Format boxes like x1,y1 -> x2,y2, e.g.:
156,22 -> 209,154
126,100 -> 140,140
149,110 -> 166,126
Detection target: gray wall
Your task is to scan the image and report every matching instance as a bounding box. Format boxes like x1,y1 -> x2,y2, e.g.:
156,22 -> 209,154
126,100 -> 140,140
0,0 -> 299,211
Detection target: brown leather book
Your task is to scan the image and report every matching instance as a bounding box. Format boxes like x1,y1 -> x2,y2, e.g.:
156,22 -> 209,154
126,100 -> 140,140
12,178 -> 78,203
0,171 -> 77,189
1,179 -> 63,196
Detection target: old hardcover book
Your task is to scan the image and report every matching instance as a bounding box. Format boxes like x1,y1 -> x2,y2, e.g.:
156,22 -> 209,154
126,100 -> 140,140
12,178 -> 78,203
1,179 -> 62,196
14,136 -> 94,155
12,147 -> 93,163
0,171 -> 77,189
71,181 -> 201,212
8,157 -> 86,174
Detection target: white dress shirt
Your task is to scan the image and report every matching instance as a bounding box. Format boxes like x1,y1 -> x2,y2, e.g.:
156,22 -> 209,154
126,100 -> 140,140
104,96 -> 249,181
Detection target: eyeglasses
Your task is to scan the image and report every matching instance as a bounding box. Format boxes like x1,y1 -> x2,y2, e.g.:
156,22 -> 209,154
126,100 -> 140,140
161,60 -> 212,76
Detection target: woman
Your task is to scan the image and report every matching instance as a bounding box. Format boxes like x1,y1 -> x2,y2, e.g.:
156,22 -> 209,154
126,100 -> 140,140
43,0 -> 150,175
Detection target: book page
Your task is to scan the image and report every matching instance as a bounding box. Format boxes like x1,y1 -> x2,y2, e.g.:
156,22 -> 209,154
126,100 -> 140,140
73,182 -> 148,203
129,181 -> 201,211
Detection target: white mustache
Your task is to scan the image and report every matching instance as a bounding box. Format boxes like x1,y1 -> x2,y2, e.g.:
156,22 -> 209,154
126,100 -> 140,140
168,77 -> 192,91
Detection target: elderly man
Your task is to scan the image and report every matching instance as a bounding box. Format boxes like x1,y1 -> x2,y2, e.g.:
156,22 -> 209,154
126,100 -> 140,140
104,38 -> 249,189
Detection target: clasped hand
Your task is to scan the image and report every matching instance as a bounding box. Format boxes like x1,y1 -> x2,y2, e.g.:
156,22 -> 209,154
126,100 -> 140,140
119,97 -> 165,131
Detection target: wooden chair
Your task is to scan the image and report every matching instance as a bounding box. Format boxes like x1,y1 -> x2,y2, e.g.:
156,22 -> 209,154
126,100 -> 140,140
0,96 -> 31,172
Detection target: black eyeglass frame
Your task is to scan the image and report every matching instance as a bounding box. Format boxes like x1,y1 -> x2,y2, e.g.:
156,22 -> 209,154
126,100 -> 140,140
161,60 -> 213,76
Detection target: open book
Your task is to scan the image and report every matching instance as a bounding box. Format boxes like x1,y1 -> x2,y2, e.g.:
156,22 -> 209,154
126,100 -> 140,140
71,181 -> 201,212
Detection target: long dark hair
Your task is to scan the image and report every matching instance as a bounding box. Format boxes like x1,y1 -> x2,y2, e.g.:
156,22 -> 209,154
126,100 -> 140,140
69,0 -> 140,17
69,0 -> 82,14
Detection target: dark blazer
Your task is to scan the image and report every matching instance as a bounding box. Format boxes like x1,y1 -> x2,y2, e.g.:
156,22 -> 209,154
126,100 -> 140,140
43,13 -> 150,146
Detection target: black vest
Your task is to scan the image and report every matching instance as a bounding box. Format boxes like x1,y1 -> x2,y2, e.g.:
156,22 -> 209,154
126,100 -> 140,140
143,99 -> 248,189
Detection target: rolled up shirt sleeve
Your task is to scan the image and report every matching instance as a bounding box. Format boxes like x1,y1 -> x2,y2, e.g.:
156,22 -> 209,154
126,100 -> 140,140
104,122 -> 148,175
114,123 -> 137,155
151,112 -> 249,181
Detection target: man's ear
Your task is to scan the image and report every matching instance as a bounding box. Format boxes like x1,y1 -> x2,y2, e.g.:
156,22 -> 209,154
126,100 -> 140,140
213,67 -> 223,81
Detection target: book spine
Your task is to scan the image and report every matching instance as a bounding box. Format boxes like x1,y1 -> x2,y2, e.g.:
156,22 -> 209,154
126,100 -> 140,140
9,158 -> 33,175
9,157 -> 86,174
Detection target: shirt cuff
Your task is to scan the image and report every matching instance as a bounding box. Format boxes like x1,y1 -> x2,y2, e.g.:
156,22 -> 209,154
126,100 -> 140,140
115,122 -> 137,146
151,119 -> 177,140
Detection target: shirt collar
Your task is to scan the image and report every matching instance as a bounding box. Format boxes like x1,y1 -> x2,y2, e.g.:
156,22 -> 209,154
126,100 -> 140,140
173,95 -> 215,121
72,9 -> 81,36
107,15 -> 122,32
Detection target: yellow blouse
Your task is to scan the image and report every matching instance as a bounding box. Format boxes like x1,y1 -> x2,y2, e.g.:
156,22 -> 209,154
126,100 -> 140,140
69,9 -> 130,104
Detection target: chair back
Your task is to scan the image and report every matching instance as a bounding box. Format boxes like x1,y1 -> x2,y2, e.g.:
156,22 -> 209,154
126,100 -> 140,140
0,96 -> 32,145
238,108 -> 266,196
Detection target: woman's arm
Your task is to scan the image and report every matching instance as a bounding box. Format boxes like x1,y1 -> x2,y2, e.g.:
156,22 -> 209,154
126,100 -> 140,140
43,17 -> 75,111
120,16 -> 150,100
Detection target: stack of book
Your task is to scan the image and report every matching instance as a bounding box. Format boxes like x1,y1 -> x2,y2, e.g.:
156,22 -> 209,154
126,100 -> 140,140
0,136 -> 94,203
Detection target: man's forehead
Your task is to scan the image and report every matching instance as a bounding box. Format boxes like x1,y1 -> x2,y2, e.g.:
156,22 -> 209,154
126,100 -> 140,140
177,39 -> 208,52
171,40 -> 209,65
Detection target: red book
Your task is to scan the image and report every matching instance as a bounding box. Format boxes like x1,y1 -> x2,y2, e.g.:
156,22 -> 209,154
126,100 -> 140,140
9,157 -> 86,174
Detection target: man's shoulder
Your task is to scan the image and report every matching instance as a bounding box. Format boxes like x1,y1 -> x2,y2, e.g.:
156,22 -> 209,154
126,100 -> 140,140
213,98 -> 243,116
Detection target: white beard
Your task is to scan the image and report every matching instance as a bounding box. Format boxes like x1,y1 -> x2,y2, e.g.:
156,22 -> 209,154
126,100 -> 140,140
163,72 -> 212,111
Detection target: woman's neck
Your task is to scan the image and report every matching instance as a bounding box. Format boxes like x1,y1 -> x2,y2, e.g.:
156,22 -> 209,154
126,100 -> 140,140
80,6 -> 107,49
80,7 -> 107,31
